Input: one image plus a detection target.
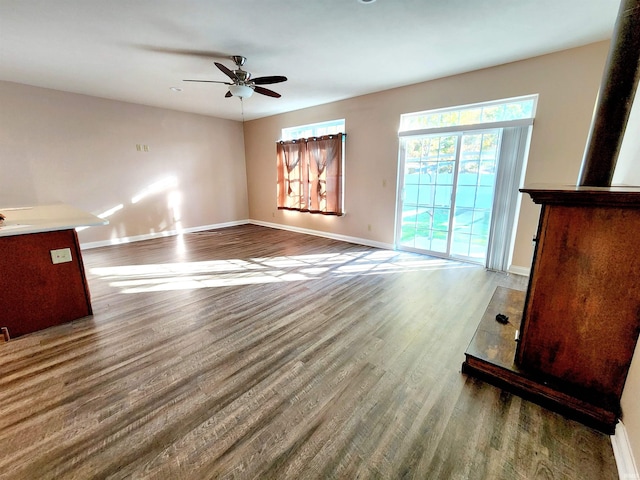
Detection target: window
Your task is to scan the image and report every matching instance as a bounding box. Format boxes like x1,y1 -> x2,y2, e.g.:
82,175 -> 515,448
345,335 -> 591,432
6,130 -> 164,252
397,95 -> 537,270
277,120 -> 346,215
281,119 -> 345,141
399,96 -> 536,132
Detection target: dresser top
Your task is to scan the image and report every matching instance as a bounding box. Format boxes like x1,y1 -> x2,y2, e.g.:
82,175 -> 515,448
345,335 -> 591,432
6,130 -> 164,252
521,184 -> 640,206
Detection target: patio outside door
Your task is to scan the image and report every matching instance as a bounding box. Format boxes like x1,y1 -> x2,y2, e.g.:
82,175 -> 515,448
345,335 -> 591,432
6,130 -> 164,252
397,129 -> 501,264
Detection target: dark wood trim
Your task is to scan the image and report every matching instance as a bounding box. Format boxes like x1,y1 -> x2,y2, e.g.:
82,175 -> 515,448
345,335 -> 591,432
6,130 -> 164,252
520,185 -> 640,207
461,361 -> 618,434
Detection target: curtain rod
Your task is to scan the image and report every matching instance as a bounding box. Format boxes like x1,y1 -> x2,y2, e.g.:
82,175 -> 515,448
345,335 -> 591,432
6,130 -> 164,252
277,133 -> 346,144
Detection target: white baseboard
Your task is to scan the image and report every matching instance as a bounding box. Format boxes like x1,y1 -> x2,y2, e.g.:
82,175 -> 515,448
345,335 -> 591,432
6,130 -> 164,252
249,219 -> 395,250
80,219 -> 395,252
80,219 -> 531,272
507,264 -> 530,277
612,421 -> 640,480
79,220 -> 249,250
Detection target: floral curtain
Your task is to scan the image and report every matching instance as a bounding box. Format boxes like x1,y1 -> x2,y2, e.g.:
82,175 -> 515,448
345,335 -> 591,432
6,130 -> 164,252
276,133 -> 344,215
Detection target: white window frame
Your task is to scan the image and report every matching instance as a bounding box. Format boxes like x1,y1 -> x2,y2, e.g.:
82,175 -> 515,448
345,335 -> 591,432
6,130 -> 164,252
399,94 -> 538,135
396,95 -> 538,270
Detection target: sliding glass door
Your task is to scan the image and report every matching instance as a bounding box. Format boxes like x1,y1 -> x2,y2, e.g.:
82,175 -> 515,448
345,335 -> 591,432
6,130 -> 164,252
397,129 -> 500,264
450,130 -> 500,260
397,95 -> 536,269
398,134 -> 458,254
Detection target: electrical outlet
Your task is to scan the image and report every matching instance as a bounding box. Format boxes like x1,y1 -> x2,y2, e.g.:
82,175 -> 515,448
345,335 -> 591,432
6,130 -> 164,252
51,248 -> 72,264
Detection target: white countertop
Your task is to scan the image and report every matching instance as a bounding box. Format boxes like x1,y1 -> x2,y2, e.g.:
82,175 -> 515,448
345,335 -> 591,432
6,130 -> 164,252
0,204 -> 108,237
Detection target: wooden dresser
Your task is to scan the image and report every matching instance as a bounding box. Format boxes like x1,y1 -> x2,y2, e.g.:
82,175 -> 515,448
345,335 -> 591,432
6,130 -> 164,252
463,185 -> 640,433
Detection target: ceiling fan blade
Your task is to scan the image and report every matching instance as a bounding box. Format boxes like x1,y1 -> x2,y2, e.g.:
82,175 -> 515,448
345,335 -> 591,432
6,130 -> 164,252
183,79 -> 231,84
225,91 -> 233,98
254,86 -> 281,98
215,62 -> 237,81
251,75 -> 288,85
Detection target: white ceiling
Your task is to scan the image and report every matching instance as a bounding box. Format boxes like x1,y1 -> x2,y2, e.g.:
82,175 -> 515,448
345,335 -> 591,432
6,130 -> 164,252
0,0 -> 621,121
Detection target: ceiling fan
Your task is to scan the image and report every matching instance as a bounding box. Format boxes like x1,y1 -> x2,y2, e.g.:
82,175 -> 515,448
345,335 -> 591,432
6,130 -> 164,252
184,55 -> 287,99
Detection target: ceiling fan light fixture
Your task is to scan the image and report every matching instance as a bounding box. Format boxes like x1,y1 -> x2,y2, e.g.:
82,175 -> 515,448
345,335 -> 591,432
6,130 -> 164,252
229,84 -> 254,98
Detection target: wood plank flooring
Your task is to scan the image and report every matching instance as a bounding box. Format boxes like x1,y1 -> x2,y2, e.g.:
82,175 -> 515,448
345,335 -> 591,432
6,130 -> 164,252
0,225 -> 618,479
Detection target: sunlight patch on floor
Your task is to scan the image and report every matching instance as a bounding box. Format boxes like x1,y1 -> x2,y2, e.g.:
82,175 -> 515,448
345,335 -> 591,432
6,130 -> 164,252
89,250 -> 476,293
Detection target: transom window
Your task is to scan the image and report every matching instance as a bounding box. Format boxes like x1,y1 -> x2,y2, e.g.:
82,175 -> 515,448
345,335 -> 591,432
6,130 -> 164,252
281,119 -> 345,141
399,95 -> 537,132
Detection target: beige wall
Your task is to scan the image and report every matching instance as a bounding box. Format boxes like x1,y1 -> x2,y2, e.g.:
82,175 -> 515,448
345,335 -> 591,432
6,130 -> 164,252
622,352 -> 640,467
244,41 -> 610,270
0,80 -> 248,245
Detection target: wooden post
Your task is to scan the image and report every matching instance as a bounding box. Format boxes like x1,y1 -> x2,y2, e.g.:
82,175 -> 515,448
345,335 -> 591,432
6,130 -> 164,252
578,0 -> 640,187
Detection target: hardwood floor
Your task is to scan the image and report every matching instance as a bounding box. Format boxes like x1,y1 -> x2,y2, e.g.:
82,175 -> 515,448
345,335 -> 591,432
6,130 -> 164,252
0,225 -> 618,479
